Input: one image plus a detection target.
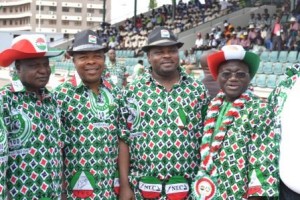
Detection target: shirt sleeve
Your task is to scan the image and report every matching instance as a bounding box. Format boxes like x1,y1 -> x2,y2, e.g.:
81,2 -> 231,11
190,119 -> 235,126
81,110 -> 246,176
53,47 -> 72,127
117,89 -> 132,144
247,103 -> 279,197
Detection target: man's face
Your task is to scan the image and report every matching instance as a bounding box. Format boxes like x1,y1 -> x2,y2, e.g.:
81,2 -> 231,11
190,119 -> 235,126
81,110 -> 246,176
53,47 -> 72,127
16,57 -> 51,92
147,45 -> 179,77
107,49 -> 116,61
217,60 -> 251,102
73,51 -> 105,86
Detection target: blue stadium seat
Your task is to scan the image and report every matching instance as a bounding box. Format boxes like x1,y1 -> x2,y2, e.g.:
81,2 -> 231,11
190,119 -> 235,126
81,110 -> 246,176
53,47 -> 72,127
251,75 -> 257,87
278,51 -> 288,63
276,75 -> 287,85
262,62 -> 273,74
273,62 -> 284,75
260,51 -> 270,62
129,50 -> 135,58
179,50 -> 185,60
287,51 -> 298,63
269,51 -> 279,62
256,62 -> 264,74
266,75 -> 277,88
255,74 -> 267,88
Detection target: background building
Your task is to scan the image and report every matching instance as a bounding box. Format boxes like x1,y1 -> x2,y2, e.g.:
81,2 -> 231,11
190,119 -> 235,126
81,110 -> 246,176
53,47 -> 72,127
0,0 -> 106,38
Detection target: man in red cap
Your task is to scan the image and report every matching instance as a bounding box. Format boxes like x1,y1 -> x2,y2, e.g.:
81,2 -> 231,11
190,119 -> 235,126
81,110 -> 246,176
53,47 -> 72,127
118,26 -> 210,200
192,45 -> 279,199
0,34 -> 64,199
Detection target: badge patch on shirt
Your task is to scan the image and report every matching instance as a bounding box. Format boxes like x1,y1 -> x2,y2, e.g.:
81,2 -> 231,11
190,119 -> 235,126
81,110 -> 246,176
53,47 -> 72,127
70,171 -> 95,198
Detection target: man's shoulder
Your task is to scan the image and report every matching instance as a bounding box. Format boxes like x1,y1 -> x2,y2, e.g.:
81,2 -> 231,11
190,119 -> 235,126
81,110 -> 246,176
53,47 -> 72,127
53,81 -> 75,93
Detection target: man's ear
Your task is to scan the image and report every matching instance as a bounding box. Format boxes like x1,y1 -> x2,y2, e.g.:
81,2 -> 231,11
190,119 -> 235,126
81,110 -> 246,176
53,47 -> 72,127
15,60 -> 21,72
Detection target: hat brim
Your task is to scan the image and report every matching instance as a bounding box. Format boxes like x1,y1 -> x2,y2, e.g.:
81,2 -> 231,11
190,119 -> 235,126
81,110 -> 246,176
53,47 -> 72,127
207,51 -> 260,80
142,42 -> 183,52
0,49 -> 64,67
67,46 -> 108,56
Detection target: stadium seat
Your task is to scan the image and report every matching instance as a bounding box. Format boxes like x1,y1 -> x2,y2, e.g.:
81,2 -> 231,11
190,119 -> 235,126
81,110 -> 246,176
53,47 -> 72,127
128,50 -> 135,58
179,50 -> 185,60
276,75 -> 287,85
266,75 -> 277,89
256,62 -> 264,74
259,51 -> 270,62
273,63 -> 284,75
278,51 -> 288,63
269,51 -> 279,62
255,74 -> 267,88
287,51 -> 298,63
251,75 -> 257,87
262,62 -> 273,74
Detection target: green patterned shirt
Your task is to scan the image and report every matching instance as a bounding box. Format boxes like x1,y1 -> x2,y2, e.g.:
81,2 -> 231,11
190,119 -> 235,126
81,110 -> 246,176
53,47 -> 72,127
104,60 -> 126,89
0,83 -> 63,200
119,69 -> 209,199
201,90 -> 279,199
0,95 -> 8,200
53,73 -> 121,200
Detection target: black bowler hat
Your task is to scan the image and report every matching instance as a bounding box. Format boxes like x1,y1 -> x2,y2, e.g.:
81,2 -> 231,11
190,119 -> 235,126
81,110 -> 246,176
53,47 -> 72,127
67,29 -> 108,55
142,27 -> 184,52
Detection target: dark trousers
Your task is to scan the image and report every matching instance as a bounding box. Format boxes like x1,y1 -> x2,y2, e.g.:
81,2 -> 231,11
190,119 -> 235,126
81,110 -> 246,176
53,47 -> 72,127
280,179 -> 300,200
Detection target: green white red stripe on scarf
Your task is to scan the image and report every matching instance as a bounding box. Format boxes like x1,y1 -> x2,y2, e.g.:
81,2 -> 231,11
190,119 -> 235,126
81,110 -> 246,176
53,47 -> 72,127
193,91 -> 251,199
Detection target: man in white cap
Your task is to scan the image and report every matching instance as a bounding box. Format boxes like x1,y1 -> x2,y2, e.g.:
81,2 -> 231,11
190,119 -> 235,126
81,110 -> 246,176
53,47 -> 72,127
52,29 -> 121,199
0,34 -> 64,199
118,26 -> 209,200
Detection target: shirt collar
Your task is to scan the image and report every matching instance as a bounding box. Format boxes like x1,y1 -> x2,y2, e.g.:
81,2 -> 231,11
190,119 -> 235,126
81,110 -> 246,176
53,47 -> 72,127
143,67 -> 188,84
9,76 -> 50,98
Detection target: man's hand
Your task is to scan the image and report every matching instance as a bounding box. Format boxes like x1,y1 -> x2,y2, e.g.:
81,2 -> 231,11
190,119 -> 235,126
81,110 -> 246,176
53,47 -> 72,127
119,185 -> 135,200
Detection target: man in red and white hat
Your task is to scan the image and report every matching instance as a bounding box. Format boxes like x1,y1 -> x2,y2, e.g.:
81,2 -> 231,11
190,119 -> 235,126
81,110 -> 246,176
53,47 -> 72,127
0,34 -> 64,199
192,45 -> 279,200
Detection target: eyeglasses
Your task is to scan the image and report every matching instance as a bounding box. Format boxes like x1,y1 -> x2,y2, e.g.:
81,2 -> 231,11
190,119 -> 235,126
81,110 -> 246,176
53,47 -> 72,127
219,71 -> 249,79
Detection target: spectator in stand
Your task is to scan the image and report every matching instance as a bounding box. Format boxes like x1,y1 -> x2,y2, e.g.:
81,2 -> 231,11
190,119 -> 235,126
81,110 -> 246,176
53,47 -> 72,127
218,33 -> 227,49
271,16 -> 283,50
256,13 -> 264,29
132,59 -> 145,80
227,31 -> 240,45
105,49 -> 127,89
248,24 -> 257,43
195,32 -> 204,50
287,16 -> 299,50
208,33 -> 218,49
240,32 -> 251,50
248,12 -> 256,25
200,49 -> 220,97
262,13 -> 272,27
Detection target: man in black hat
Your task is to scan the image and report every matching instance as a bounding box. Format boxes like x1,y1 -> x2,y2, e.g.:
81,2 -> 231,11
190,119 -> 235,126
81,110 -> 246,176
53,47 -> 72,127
53,29 -> 121,199
118,27 -> 209,199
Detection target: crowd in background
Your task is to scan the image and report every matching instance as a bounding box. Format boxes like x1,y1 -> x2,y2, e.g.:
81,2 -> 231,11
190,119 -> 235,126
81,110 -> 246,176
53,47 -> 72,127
97,0 -> 241,56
